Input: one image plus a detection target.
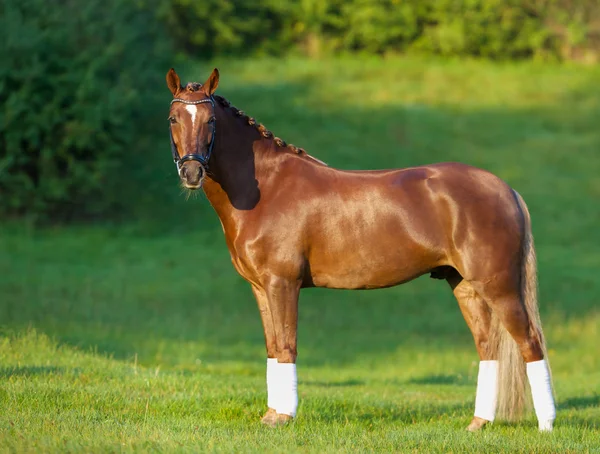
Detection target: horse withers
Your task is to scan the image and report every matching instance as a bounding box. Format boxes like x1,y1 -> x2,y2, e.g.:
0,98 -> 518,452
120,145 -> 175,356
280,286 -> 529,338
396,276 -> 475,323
165,67 -> 556,431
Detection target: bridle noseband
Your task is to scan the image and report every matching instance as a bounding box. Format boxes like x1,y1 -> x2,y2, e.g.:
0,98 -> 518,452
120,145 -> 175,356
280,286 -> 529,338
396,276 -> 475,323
169,96 -> 216,178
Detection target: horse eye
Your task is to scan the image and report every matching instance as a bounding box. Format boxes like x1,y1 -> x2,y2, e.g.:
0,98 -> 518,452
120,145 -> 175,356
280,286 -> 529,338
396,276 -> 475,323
168,116 -> 176,124
208,116 -> 216,124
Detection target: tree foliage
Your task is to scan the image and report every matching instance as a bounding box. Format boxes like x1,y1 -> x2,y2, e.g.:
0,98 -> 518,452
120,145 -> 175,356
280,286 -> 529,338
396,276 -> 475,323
0,0 -> 169,220
158,0 -> 600,61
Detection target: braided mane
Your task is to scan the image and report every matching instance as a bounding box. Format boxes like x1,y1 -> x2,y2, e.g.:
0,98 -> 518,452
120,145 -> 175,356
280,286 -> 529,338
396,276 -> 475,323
214,95 -> 306,155
184,82 -> 305,156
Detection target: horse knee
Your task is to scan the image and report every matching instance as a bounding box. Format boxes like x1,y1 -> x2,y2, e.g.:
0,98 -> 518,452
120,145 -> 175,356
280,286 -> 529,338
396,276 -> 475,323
519,336 -> 543,362
475,337 -> 492,358
266,344 -> 278,359
276,348 -> 297,363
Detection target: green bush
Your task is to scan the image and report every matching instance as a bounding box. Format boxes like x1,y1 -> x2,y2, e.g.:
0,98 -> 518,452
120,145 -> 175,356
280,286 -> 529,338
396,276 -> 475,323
156,0 -> 295,57
155,0 -> 599,61
0,0 -> 169,221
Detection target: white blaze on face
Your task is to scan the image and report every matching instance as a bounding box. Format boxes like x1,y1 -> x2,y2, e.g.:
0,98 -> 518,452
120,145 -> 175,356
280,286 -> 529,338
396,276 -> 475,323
185,104 -> 197,127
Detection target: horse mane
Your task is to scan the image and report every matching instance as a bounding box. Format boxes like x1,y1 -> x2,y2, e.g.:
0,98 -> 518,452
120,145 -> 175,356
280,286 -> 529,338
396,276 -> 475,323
183,81 -> 308,157
213,95 -> 307,155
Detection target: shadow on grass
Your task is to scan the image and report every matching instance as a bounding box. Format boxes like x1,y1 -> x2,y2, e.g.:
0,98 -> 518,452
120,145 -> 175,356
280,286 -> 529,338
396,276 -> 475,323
407,374 -> 471,386
303,379 -> 365,388
560,395 -> 600,410
0,366 -> 68,378
302,400 -> 472,425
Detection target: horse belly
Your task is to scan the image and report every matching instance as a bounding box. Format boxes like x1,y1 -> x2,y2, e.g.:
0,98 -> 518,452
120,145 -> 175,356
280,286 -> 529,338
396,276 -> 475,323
308,234 -> 438,290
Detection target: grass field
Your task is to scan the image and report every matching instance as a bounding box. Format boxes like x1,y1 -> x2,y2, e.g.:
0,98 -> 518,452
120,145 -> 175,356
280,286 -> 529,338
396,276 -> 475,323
1,56 -> 599,452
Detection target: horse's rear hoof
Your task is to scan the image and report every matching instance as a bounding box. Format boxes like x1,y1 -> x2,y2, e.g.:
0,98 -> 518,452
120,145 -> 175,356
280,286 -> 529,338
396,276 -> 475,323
466,416 -> 489,432
261,408 -> 293,427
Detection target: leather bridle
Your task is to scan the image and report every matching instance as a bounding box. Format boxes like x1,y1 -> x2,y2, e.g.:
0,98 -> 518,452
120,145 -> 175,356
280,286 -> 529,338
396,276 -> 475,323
169,96 -> 216,178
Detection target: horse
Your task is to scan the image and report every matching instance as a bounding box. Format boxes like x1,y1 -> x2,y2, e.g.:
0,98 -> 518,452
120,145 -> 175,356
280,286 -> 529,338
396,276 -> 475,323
164,67 -> 556,431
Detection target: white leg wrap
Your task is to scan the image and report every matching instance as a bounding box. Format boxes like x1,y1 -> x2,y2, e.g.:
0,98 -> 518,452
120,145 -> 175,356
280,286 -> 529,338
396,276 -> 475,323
526,359 -> 556,431
266,359 -> 298,417
266,358 -> 278,410
474,360 -> 498,422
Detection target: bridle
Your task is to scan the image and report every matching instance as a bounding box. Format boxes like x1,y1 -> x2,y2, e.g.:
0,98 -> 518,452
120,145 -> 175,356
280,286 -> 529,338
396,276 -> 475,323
169,95 -> 216,178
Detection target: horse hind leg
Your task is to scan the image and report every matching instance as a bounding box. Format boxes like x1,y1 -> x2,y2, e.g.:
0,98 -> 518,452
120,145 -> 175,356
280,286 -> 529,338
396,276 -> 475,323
447,190 -> 555,431
472,279 -> 555,431
447,271 -> 497,431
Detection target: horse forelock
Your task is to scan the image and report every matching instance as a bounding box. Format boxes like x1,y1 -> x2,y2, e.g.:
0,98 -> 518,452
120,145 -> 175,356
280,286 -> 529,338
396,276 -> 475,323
185,82 -> 203,92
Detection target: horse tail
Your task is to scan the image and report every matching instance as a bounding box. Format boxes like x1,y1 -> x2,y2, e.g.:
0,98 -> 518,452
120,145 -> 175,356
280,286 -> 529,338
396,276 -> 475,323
491,190 -> 551,420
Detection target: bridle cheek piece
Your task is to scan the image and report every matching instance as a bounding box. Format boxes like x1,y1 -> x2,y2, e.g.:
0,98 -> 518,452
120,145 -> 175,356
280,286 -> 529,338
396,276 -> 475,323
169,96 -> 216,180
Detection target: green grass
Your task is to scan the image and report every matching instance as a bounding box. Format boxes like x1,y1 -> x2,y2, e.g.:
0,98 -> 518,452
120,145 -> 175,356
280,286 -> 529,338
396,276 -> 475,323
1,56 -> 600,452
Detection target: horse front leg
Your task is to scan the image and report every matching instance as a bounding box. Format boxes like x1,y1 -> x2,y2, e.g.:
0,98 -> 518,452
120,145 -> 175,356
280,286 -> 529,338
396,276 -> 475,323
251,277 -> 300,427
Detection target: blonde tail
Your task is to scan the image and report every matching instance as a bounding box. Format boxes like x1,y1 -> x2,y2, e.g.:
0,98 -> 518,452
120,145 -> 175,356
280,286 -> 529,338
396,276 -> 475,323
488,190 -> 551,420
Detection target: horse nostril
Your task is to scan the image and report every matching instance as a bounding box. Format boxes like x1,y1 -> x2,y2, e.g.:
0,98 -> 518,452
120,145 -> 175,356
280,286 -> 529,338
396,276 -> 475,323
180,167 -> 188,179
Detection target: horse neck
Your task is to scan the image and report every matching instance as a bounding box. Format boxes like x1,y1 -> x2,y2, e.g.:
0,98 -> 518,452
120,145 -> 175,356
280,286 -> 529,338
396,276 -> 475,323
201,108 -> 278,222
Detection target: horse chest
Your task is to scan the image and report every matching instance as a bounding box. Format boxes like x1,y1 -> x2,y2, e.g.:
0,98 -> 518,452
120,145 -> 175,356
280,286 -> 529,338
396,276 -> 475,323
222,231 -> 268,285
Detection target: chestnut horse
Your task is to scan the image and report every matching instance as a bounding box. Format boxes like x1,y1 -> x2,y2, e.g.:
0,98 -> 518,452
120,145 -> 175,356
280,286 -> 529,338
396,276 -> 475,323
165,68 -> 556,431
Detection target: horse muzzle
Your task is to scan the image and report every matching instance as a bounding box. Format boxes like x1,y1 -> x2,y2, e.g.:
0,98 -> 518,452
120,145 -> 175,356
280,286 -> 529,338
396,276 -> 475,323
179,161 -> 206,189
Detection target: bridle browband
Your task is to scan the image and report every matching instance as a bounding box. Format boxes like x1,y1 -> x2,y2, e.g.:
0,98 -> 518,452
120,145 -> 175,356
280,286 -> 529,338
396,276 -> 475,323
169,95 -> 216,178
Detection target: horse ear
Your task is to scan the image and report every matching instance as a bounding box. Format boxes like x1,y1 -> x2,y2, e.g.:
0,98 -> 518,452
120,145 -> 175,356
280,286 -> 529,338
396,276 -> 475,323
203,68 -> 219,96
166,68 -> 181,96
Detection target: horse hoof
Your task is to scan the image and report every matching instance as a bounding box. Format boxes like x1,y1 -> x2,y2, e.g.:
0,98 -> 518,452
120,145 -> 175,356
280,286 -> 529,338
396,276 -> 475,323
466,416 -> 489,432
261,408 -> 293,427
